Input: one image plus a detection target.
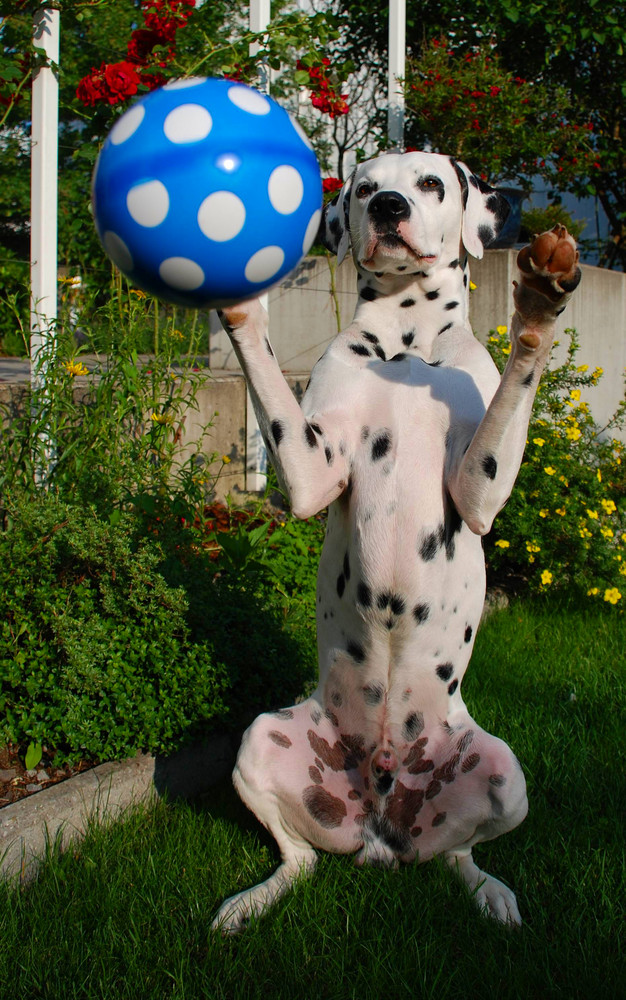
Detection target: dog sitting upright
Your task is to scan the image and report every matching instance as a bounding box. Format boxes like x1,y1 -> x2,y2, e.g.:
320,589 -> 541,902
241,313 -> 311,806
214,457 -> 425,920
212,152 -> 581,933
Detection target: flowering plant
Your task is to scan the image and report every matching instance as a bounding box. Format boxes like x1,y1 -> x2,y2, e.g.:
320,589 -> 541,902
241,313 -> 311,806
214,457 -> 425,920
485,327 -> 625,604
295,57 -> 349,120
404,39 -> 597,189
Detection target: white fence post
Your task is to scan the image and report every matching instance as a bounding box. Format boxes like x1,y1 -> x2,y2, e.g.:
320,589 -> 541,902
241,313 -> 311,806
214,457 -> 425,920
387,0 -> 406,148
243,0 -> 271,494
30,7 -> 60,482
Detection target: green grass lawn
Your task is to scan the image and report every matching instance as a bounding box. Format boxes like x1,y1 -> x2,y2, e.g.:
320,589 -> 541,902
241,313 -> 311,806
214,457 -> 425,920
1,596 -> 624,1000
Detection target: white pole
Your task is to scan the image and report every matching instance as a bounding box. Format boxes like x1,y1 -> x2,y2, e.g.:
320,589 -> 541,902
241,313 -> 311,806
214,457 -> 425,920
245,0 -> 271,493
30,7 -> 59,485
387,0 -> 406,148
30,7 -> 59,389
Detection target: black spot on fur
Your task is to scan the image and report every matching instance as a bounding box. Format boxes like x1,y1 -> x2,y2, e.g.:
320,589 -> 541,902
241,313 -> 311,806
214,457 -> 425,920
478,223 -> 494,246
487,788 -> 504,817
403,712 -> 423,741
489,773 -> 507,786
360,286 -> 377,301
265,338 -> 274,357
350,343 -> 371,357
373,344 -> 387,361
347,640 -> 365,663
413,602 -> 430,624
444,300 -> 459,311
401,298 -> 416,308
363,331 -> 379,344
438,322 -> 453,335
304,423 -> 318,448
377,592 -> 391,610
363,683 -> 384,705
448,679 -> 459,696
464,625 -> 473,643
390,595 -> 406,615
425,290 -> 439,301
402,331 -> 415,346
357,581 -> 372,607
270,420 -> 284,446
337,574 -> 345,598
303,785 -> 347,828
343,551 -> 351,581
420,532 -> 439,562
390,352 -> 407,363
371,431 -> 391,462
448,258 -> 460,268
431,811 -> 447,826
482,454 -> 498,480
521,370 -> 534,387
442,493 -> 463,560
436,663 -> 454,682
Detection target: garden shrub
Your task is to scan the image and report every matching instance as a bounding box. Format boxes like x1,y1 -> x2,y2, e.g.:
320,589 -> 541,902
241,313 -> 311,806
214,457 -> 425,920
485,327 -> 625,604
0,494 -> 317,763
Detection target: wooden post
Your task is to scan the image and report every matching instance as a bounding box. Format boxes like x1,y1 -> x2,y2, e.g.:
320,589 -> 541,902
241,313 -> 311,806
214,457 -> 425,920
387,0 -> 406,149
30,7 -> 60,482
245,0 -> 272,492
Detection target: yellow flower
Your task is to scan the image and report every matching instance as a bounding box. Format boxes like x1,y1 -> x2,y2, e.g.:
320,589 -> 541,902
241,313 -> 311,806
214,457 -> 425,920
494,539 -> 510,549
619,563 -> 626,576
559,475 -> 569,485
221,454 -> 231,464
604,587 -> 622,604
579,527 -> 592,538
597,469 -> 602,483
600,526 -> 614,539
171,328 -> 184,341
587,509 -> 599,519
576,365 -> 589,373
526,541 -> 541,553
150,412 -> 172,425
533,438 -> 545,447
539,509 -> 549,518
496,325 -> 507,336
541,570 -> 553,586
570,389 -> 581,401
544,466 -> 556,476
601,499 -> 616,514
469,281 -> 477,291
587,587 -> 599,596
130,288 -> 146,299
565,427 -> 581,441
63,360 -> 89,377
555,507 -> 566,517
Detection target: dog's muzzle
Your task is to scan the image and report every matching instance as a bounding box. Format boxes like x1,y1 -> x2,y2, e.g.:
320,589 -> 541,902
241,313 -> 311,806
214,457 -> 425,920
369,190 -> 411,233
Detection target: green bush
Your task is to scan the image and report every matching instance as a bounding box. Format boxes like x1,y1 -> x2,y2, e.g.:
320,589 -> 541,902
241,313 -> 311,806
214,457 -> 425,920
0,494 -> 317,763
485,327 -> 626,604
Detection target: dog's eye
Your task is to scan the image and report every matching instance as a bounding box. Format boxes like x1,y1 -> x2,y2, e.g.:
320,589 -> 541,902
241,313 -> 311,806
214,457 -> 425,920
356,181 -> 375,199
420,177 -> 441,191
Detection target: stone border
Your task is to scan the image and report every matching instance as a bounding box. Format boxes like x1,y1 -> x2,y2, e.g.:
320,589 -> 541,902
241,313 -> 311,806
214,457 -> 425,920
0,734 -> 236,884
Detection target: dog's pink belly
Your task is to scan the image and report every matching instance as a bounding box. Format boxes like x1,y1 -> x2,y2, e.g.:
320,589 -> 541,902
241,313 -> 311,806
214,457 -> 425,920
244,701 -> 522,860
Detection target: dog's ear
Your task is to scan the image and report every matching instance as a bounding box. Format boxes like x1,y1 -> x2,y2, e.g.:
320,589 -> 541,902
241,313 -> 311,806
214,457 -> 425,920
450,159 -> 510,260
317,172 -> 354,266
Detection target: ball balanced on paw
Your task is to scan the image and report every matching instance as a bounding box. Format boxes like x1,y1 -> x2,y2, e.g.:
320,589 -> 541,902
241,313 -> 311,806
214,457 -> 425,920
92,77 -> 323,308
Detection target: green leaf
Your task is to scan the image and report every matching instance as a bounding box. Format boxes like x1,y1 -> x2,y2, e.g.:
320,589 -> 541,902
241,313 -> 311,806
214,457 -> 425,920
25,741 -> 43,770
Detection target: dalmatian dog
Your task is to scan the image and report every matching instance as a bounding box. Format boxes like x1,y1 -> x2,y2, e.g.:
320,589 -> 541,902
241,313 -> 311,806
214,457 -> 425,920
212,151 -> 581,934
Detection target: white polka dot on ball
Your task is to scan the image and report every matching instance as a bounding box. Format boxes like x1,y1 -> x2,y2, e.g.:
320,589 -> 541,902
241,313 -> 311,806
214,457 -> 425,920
268,165 -> 304,215
302,208 -> 322,254
163,77 -> 207,91
126,180 -> 169,228
163,104 -> 212,144
245,246 -> 285,284
110,104 -> 145,146
197,191 -> 246,242
103,231 -> 134,273
228,85 -> 271,116
159,257 -> 205,290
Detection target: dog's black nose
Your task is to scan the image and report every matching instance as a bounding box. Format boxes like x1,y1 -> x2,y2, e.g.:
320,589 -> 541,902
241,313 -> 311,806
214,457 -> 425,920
369,190 -> 410,225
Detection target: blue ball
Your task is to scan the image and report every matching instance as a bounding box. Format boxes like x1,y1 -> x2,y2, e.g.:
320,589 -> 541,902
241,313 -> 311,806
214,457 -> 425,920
92,77 -> 323,308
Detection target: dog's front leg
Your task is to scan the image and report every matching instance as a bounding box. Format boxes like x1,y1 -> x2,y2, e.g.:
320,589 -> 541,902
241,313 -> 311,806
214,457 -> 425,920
220,299 -> 351,518
448,226 -> 581,534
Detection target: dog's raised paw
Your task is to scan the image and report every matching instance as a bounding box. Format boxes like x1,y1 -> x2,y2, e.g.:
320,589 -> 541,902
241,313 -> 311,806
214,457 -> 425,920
516,225 -> 581,301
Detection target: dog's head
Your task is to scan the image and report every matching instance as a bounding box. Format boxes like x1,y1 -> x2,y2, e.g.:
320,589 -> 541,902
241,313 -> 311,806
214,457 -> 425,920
319,152 -> 510,273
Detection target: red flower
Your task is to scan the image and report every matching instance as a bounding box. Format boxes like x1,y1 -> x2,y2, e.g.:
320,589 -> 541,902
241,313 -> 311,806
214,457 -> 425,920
323,177 -> 343,193
489,86 -> 502,97
105,61 -> 141,99
126,28 -> 163,65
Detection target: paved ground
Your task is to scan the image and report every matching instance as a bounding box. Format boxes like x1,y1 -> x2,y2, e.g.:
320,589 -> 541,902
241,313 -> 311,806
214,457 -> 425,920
0,735 -> 236,883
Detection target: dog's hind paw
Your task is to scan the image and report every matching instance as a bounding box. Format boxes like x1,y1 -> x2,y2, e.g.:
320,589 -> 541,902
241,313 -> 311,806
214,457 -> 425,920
447,851 -> 522,928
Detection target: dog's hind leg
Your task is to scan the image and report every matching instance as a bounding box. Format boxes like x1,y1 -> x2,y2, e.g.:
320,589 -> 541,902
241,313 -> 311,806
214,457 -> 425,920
211,757 -> 317,935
